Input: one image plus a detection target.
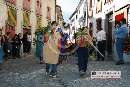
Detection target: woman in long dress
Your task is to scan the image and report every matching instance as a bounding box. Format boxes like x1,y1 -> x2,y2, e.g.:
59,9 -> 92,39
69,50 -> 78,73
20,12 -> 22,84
35,32 -> 44,64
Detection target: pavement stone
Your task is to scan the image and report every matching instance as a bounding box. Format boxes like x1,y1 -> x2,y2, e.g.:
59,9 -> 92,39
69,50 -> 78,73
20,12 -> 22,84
0,55 -> 130,87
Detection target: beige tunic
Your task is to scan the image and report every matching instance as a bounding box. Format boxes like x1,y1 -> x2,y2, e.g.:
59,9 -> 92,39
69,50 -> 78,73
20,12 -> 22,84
43,31 -> 60,64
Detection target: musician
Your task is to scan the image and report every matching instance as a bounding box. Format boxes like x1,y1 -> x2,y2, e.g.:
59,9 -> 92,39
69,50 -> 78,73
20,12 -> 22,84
76,26 -> 92,77
96,28 -> 106,61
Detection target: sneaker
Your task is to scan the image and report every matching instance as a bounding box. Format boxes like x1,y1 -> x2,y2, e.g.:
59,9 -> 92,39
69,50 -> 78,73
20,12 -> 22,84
116,60 -> 124,65
79,71 -> 85,76
40,62 -> 44,64
49,73 -> 57,78
52,75 -> 57,78
49,74 -> 53,77
80,72 -> 87,78
45,72 -> 49,75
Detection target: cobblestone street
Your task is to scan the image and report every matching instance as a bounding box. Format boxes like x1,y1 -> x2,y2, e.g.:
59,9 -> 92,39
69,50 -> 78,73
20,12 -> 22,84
0,55 -> 130,87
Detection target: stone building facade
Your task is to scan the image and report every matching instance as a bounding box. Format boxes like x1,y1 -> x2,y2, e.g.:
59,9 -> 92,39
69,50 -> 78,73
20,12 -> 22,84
0,0 -> 56,39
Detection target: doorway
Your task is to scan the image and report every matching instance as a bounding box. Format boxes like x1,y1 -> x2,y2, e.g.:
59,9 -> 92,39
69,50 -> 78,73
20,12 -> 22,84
106,12 -> 113,60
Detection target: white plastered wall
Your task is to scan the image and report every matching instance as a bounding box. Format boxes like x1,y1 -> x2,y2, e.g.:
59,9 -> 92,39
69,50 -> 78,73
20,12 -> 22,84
0,0 -> 8,34
41,0 -> 48,27
16,0 -> 23,34
30,0 -> 36,41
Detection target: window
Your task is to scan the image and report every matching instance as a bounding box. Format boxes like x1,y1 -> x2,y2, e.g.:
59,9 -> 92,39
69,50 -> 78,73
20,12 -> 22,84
90,0 -> 92,9
96,0 -> 102,13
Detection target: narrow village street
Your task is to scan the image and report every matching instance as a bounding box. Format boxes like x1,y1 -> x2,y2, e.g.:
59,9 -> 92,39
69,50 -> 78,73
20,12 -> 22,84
1,0 -> 130,87
0,54 -> 130,87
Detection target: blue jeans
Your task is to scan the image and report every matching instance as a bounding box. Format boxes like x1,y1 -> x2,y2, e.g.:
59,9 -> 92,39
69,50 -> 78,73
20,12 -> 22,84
77,47 -> 88,72
116,38 -> 125,61
46,63 -> 57,75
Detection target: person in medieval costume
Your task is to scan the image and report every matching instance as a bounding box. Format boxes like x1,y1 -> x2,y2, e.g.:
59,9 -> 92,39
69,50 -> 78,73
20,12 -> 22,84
35,31 -> 44,64
76,27 -> 93,77
43,21 -> 60,78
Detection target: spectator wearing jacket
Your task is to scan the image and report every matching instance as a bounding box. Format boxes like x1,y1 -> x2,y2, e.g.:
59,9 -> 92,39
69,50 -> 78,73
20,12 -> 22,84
114,18 -> 128,65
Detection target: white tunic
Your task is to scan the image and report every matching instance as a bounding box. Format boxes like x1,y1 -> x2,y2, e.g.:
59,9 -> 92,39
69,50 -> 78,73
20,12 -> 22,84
96,30 -> 106,42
